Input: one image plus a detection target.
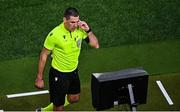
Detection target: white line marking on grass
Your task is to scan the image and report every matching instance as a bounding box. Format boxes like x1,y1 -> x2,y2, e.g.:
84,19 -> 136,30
156,80 -> 174,105
7,90 -> 49,98
0,110 -> 4,112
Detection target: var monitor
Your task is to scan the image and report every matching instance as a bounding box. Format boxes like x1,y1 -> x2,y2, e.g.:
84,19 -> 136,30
91,67 -> 149,110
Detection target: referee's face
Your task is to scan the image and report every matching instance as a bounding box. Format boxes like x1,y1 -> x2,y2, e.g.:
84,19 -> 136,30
64,16 -> 79,32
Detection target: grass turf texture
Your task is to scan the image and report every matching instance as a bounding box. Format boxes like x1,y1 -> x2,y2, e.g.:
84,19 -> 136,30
0,0 -> 180,110
0,0 -> 180,60
0,40 -> 180,110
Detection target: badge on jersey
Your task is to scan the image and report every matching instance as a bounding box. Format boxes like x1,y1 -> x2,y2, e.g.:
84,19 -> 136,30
77,38 -> 82,48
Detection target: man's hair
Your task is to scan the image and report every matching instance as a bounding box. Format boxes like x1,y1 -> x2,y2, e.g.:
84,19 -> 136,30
64,7 -> 79,20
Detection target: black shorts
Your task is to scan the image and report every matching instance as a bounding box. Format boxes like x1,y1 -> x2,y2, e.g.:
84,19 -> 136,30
49,67 -> 80,106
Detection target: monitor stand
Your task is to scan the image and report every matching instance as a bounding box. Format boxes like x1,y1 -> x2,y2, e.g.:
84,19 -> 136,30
114,84 -> 138,111
128,84 -> 137,112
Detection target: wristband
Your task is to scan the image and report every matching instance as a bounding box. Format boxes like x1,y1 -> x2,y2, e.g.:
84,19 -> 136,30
86,28 -> 92,33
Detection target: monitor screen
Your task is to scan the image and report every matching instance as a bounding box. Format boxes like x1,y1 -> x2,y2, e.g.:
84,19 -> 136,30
91,67 -> 149,110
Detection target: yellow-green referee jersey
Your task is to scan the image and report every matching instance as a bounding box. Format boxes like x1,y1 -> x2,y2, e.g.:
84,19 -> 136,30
44,22 -> 88,72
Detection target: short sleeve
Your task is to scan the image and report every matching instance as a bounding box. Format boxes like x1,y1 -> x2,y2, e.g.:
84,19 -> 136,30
79,28 -> 88,39
44,32 -> 55,50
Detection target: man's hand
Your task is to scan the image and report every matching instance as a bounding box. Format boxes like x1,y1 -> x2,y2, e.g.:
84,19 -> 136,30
78,20 -> 90,32
35,48 -> 50,89
35,77 -> 44,89
78,20 -> 99,49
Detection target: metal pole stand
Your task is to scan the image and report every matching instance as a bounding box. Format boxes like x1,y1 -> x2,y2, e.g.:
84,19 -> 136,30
128,84 -> 137,112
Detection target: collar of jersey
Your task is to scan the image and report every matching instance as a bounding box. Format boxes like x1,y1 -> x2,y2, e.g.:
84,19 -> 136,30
60,22 -> 77,34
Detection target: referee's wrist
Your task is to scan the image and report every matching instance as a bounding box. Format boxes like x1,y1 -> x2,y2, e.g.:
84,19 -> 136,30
86,28 -> 92,33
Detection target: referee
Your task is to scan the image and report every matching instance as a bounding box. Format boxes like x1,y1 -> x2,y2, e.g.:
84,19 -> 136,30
35,7 -> 99,111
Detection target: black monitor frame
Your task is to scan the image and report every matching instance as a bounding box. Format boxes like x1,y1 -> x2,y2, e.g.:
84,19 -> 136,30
91,67 -> 149,111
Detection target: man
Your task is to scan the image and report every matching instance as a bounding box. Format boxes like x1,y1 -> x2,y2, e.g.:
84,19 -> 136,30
35,7 -> 99,111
